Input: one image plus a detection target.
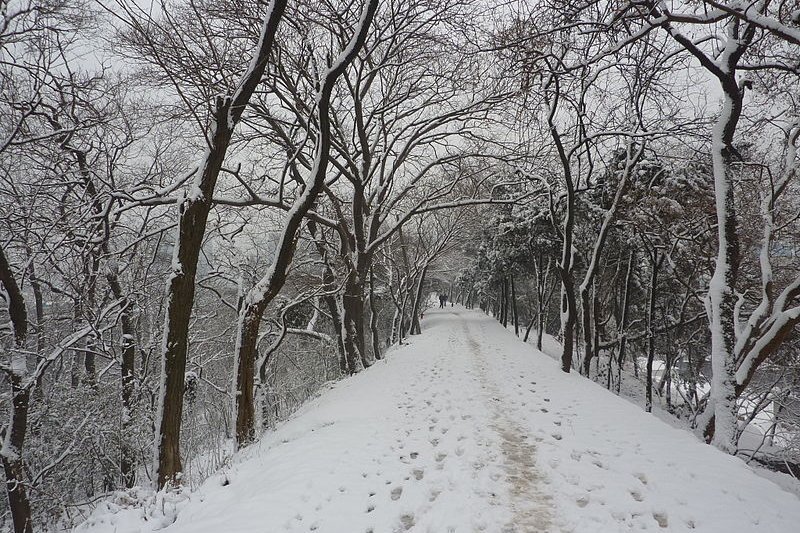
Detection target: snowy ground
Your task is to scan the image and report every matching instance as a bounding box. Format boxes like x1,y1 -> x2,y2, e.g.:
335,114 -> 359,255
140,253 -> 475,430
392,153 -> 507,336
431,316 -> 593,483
79,306 -> 800,532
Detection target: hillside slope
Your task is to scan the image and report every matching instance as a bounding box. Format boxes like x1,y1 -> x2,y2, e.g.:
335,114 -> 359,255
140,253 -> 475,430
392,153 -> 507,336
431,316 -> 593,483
80,307 -> 800,532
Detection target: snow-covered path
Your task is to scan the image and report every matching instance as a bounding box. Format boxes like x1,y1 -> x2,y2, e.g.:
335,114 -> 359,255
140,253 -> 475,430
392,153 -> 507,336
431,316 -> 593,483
83,307 -> 800,533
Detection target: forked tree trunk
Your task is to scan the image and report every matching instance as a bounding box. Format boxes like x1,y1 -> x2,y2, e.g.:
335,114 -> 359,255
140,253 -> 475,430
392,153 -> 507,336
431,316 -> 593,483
233,0 -> 378,446
156,0 -> 288,485
308,221 -> 347,372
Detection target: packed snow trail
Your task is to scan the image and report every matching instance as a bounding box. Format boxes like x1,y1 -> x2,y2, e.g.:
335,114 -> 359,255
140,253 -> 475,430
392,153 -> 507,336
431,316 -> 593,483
82,307 -> 800,533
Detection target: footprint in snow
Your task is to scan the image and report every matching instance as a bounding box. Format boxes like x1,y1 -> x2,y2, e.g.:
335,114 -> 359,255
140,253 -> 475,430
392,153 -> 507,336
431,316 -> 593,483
390,486 -> 403,500
398,513 -> 415,531
412,468 -> 424,480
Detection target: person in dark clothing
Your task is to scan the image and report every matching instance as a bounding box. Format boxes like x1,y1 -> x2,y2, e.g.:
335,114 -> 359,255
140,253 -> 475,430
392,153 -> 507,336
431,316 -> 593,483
439,293 -> 446,308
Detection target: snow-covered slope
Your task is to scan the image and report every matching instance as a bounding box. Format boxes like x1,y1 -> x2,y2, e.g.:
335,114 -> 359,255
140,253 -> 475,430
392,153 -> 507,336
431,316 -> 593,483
80,307 -> 800,532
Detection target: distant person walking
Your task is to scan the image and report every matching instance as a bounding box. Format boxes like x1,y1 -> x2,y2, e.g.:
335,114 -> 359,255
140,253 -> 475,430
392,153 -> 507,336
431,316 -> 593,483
439,293 -> 448,308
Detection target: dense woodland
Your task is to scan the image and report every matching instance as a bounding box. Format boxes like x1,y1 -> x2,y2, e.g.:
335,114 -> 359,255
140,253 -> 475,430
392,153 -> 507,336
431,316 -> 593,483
1,0 -> 799,531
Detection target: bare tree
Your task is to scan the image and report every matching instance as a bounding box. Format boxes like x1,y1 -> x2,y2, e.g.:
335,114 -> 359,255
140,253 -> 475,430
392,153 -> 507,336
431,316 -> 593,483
232,0 -> 379,447
635,0 -> 800,450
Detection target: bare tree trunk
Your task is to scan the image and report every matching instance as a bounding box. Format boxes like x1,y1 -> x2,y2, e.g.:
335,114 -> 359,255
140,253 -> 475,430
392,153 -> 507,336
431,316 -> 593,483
156,0 -> 288,485
341,265 -> 368,369
82,251 -> 100,385
325,292 -> 347,373
645,248 -> 660,413
504,278 -> 509,327
535,257 -> 551,352
647,0 -> 753,452
546,79 -> 577,373
706,81 -> 743,451
308,221 -> 347,372
233,0 -> 377,447
106,269 -> 136,488
580,286 -> 593,376
25,256 -> 44,356
70,300 -> 82,388
510,274 -> 519,336
26,257 -> 45,394
410,263 -> 429,335
0,248 -> 33,533
368,265 -> 382,360
523,316 -> 535,343
617,250 -> 635,394
593,285 -> 601,377
559,274 -> 577,373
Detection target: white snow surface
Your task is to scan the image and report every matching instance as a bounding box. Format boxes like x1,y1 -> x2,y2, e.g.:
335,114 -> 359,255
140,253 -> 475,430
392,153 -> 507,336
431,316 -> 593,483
79,307 -> 800,532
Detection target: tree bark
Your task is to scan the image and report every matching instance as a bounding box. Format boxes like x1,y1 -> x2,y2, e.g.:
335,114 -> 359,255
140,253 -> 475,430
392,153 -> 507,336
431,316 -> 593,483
510,275 -> 519,336
233,0 -> 378,446
156,0 -> 288,485
341,265 -> 368,370
0,247 -> 33,533
616,250 -> 635,394
580,285 -> 593,376
645,248 -> 661,413
410,263 -> 429,335
545,75 -> 577,374
106,268 -> 136,488
705,41 -> 746,452
368,265 -> 382,360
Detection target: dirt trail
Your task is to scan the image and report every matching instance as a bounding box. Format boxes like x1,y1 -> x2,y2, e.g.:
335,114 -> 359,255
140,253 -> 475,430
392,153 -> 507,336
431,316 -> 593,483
462,318 -> 554,532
